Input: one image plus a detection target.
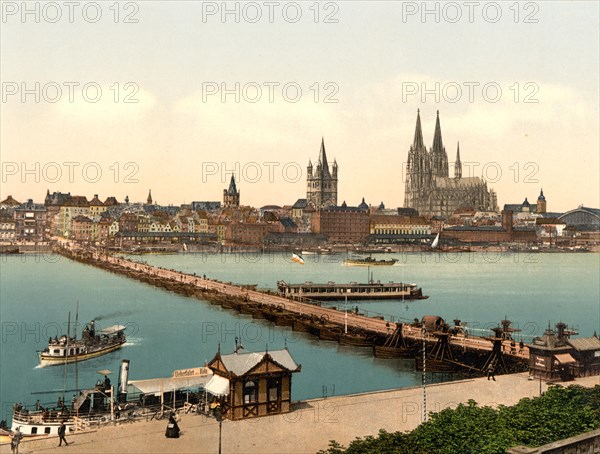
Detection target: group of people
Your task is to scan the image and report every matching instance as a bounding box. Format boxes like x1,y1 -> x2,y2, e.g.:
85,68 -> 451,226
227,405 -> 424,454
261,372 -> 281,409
9,421 -> 67,453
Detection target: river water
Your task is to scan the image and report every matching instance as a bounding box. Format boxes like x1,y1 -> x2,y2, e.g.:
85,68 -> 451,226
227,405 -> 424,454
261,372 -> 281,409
1,251 -> 598,423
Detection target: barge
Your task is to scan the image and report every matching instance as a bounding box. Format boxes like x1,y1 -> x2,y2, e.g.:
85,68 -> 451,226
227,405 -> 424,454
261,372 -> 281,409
277,280 -> 427,301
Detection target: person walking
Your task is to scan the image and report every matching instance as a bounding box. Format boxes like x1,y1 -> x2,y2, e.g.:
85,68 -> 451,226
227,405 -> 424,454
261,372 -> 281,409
11,427 -> 23,454
58,420 -> 69,446
487,364 -> 496,381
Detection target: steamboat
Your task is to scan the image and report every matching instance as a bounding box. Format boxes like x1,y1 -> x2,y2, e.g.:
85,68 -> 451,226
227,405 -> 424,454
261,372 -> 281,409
39,320 -> 126,367
343,256 -> 398,266
11,360 -> 213,436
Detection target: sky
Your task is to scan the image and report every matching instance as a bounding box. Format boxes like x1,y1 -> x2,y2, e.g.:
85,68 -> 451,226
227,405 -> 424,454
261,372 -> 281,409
1,1 -> 599,212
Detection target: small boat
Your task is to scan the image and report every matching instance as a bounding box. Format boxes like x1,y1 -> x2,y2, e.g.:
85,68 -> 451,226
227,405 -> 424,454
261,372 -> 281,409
373,324 -> 412,358
343,256 -> 397,266
39,320 -> 126,367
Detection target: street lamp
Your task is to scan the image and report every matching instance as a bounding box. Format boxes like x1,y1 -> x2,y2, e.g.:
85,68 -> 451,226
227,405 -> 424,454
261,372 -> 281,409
216,407 -> 224,454
218,419 -> 222,454
422,326 -> 427,423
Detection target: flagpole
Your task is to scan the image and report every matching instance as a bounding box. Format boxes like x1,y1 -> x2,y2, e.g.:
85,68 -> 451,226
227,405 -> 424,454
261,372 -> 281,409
344,295 -> 348,334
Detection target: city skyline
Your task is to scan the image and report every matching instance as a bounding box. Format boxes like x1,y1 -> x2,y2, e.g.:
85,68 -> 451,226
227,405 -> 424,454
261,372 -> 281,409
2,2 -> 599,212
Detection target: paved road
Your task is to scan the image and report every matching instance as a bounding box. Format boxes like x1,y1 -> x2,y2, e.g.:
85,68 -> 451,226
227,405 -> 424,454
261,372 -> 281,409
11,373 -> 599,454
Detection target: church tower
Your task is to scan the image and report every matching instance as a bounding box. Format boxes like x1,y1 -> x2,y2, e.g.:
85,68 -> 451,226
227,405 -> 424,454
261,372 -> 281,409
454,142 -> 462,179
146,190 -> 153,205
223,175 -> 240,208
430,110 -> 449,178
537,188 -> 546,214
306,138 -> 338,208
404,110 -> 431,211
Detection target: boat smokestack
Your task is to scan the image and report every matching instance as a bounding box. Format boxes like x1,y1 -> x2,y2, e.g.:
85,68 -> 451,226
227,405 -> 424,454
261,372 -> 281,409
118,359 -> 130,403
556,322 -> 566,341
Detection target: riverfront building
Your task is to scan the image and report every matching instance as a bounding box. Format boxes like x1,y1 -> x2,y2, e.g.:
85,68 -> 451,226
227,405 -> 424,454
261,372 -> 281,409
15,199 -> 48,242
528,323 -> 600,381
312,202 -> 370,244
206,348 -> 301,420
404,110 -> 498,216
441,210 -> 537,244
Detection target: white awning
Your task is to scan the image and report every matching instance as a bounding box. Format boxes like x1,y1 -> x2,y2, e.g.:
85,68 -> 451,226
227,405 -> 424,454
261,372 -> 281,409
554,353 -> 576,364
101,325 -> 126,334
129,373 -> 212,396
205,375 -> 230,397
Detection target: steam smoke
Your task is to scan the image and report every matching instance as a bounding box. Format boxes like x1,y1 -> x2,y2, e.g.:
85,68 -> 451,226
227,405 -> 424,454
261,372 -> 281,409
94,310 -> 135,321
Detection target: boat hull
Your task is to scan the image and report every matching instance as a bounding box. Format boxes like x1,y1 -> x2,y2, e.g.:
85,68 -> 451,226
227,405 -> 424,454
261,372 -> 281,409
39,340 -> 126,367
415,357 -> 457,373
373,345 -> 413,359
343,260 -> 397,266
339,334 -> 373,347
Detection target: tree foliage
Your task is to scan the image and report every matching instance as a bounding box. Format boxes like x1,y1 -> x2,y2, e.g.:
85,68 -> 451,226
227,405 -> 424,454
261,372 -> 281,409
318,385 -> 600,454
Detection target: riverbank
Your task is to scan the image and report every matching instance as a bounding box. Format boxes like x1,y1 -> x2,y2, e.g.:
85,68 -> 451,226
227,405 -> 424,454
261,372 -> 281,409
6,373 -> 599,454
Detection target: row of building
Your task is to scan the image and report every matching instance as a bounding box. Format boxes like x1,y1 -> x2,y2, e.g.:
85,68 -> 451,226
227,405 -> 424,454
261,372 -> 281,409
1,188 -> 598,248
1,110 -> 598,247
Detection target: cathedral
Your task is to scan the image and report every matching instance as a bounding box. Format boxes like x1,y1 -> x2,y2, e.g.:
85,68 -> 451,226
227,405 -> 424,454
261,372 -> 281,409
404,110 -> 498,217
306,138 -> 338,209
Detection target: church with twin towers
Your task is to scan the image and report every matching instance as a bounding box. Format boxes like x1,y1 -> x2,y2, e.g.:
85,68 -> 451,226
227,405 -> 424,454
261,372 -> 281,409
304,110 -> 497,216
404,110 -> 498,216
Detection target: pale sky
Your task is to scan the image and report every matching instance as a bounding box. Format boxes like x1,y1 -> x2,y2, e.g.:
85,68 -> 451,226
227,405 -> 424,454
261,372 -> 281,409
1,1 -> 598,212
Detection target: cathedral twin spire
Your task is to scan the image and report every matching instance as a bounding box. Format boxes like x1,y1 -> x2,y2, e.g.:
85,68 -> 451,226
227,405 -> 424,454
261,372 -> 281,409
412,109 -> 426,151
430,110 -> 449,177
410,110 -> 455,178
405,109 -> 498,216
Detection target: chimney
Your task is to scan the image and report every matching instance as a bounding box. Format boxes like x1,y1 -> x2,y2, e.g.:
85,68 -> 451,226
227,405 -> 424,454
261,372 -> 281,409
118,359 -> 130,403
556,322 -> 566,341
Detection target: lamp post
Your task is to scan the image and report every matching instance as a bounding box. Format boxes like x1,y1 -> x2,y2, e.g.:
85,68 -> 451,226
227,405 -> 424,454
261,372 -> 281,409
422,326 -> 427,423
216,407 -> 223,454
218,420 -> 222,454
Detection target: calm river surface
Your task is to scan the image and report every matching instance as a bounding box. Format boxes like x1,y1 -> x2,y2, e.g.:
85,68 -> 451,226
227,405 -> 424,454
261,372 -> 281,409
1,251 -> 598,422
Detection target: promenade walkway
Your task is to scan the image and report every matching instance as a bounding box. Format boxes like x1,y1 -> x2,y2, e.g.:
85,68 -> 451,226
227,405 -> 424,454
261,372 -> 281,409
10,373 -> 599,454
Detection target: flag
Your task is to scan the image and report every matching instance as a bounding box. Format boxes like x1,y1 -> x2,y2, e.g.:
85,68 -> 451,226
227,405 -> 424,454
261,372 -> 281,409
291,253 -> 304,265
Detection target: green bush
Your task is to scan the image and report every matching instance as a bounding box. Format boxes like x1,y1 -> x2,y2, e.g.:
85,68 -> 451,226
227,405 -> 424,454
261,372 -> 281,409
318,385 -> 600,454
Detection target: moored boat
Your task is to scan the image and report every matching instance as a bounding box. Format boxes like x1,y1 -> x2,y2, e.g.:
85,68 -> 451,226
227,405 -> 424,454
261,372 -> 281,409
10,380 -> 117,436
277,280 -> 427,301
